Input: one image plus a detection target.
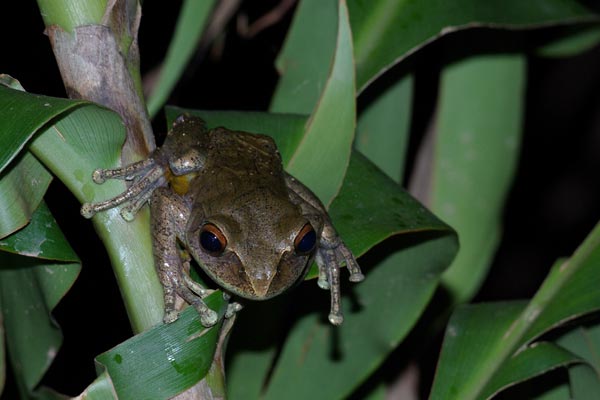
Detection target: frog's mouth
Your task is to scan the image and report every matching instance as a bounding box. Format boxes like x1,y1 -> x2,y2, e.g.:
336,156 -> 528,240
189,247 -> 314,301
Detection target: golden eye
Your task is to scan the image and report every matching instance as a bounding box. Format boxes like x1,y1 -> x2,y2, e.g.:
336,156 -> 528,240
200,223 -> 227,255
294,223 -> 317,255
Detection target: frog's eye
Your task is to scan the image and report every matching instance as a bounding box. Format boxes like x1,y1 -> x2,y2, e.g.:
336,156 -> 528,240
200,224 -> 227,255
294,223 -> 317,255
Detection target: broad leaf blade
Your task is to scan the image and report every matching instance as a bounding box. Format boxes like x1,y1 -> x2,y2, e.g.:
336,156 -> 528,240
348,0 -> 597,92
522,226 -> 600,344
0,152 -> 51,239
146,0 -> 216,117
429,55 -> 525,302
0,78 -> 86,173
330,152 -> 453,259
226,296 -> 290,400
262,152 -> 457,400
430,301 -> 527,400
75,371 -> 117,400
0,258 -> 80,397
0,80 -> 93,239
0,298 -> 4,395
537,25 -> 600,57
96,295 -> 226,400
556,322 -> 600,398
0,202 -> 80,397
0,202 -> 78,262
271,0 -> 357,205
355,74 -> 413,182
270,0 -> 338,114
482,342 -> 583,399
431,221 -> 600,399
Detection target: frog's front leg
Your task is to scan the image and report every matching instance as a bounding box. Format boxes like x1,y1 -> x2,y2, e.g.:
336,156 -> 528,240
151,187 -> 218,327
80,158 -> 166,221
285,175 -> 364,325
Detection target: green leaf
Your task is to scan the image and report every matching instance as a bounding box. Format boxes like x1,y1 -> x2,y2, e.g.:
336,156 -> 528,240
0,152 -> 52,239
558,324 -> 600,376
431,303 -> 585,399
430,301 -> 526,399
0,202 -> 78,262
270,0 -> 338,114
426,55 -> 525,303
75,371 -> 117,400
533,384 -> 571,400
146,0 -> 216,117
96,294 -> 226,400
430,219 -> 600,399
261,152 -> 457,400
0,80 -> 86,238
362,383 -> 387,400
270,0 -> 357,205
537,25 -> 600,58
30,104 -> 164,333
0,203 -> 80,397
226,296 -> 289,400
569,364 -> 600,399
556,323 -> 600,398
292,2 -> 355,204
482,342 -> 583,399
0,301 -> 4,395
330,151 -> 454,259
348,0 -> 597,92
355,74 -> 413,182
0,78 -> 86,174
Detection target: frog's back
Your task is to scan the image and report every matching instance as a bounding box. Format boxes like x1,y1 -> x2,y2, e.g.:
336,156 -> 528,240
191,127 -> 288,203
207,127 -> 282,174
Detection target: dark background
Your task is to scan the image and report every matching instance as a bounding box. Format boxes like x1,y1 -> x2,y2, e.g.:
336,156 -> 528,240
1,0 -> 600,397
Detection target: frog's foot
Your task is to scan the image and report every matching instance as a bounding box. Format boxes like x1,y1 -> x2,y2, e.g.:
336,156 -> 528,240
315,241 -> 364,325
182,271 -> 214,298
176,285 -> 219,327
164,304 -> 218,327
183,274 -> 242,321
162,274 -> 218,327
225,301 -> 243,319
80,159 -> 167,221
170,272 -> 218,326
163,310 -> 180,325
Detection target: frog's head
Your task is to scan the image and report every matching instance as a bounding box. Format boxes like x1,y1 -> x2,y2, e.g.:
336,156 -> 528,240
186,192 -> 323,300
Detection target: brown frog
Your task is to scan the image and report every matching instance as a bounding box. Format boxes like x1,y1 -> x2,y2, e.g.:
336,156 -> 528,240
81,115 -> 363,327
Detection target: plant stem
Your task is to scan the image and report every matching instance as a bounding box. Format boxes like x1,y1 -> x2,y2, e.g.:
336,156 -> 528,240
37,0 -> 155,164
36,1 -> 230,398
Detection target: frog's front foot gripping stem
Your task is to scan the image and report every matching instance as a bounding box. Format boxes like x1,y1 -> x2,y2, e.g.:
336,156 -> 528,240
80,159 -> 166,221
316,242 -> 364,325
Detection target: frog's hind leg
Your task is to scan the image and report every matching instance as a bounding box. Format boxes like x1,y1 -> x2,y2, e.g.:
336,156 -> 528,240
181,256 -> 214,298
176,284 -> 218,327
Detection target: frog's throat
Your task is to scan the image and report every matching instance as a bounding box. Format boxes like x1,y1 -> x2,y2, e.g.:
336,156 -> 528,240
165,169 -> 198,196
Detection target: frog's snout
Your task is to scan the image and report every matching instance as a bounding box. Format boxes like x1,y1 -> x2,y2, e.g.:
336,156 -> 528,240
247,270 -> 275,298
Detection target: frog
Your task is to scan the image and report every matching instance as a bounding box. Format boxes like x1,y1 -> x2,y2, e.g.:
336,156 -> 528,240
81,114 -> 363,327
